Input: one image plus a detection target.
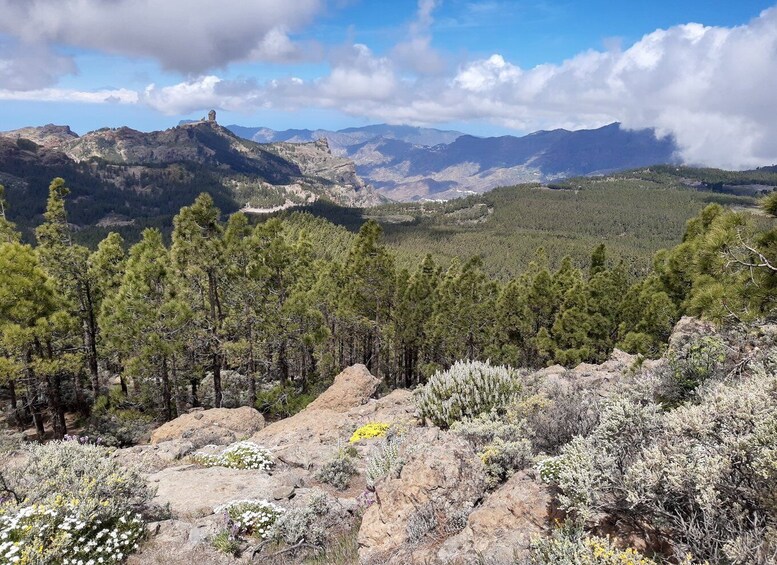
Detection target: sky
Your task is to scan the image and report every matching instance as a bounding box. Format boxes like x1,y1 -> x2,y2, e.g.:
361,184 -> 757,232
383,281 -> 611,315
0,0 -> 776,168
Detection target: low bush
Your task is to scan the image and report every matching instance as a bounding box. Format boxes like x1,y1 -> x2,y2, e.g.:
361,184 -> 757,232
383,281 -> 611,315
0,440 -> 153,564
214,499 -> 284,540
317,445 -> 357,490
659,335 -> 727,406
543,347 -> 777,563
452,410 -> 533,489
270,491 -> 330,546
529,525 -> 661,565
365,433 -> 404,489
255,384 -> 315,420
349,422 -> 390,443
414,360 -> 523,428
86,394 -> 156,447
194,441 -> 273,471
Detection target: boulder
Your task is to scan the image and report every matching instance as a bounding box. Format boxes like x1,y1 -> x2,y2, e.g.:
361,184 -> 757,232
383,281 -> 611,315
148,464 -> 278,517
305,364 -> 380,412
571,348 -> 637,387
436,471 -> 552,563
357,428 -> 487,564
668,316 -> 716,350
150,406 -> 264,448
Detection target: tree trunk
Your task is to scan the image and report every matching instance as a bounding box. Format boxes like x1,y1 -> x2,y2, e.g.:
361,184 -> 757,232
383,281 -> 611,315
73,371 -> 89,418
8,380 -> 25,431
248,342 -> 257,407
46,374 -> 67,439
83,284 -> 101,396
191,378 -> 199,407
279,340 -> 289,387
213,354 -> 222,408
161,355 -> 173,421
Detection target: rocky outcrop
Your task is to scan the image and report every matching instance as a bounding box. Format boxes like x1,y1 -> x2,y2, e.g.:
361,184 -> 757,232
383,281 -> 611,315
358,428 -> 487,564
570,348 -> 638,386
436,471 -> 552,564
248,364 -> 414,470
305,364 -> 380,412
150,406 -> 265,448
667,316 -> 716,350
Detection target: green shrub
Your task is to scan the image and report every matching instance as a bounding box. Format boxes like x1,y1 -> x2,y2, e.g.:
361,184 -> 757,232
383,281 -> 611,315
87,394 -> 156,447
660,335 -> 727,406
211,529 -> 241,556
194,441 -> 273,471
255,385 -> 315,420
414,360 -> 523,428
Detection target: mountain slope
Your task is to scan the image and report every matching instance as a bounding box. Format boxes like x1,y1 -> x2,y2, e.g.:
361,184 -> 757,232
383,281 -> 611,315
0,118 -> 383,239
225,123 -> 465,150
229,122 -> 680,201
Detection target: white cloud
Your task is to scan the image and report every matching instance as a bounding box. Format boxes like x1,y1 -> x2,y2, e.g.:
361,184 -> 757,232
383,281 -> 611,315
0,87 -> 138,104
0,0 -> 323,73
391,0 -> 447,75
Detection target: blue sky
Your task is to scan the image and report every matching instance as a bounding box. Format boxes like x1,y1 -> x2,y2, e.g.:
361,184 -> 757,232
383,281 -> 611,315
0,1 -> 776,167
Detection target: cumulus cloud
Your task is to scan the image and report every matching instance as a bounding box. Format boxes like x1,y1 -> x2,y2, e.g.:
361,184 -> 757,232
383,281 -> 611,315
0,40 -> 76,90
0,0 -> 323,73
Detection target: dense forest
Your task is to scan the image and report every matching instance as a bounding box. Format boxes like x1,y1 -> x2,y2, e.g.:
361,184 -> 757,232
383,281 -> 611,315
0,179 -> 775,442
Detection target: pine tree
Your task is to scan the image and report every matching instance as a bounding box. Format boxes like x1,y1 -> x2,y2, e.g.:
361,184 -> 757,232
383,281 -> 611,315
343,220 -> 396,380
393,254 -> 439,385
0,242 -> 71,437
101,229 -> 191,420
35,178 -> 101,401
171,193 -> 226,407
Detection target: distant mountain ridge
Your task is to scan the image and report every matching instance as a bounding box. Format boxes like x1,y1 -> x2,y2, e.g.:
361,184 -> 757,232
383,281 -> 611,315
228,122 -> 680,201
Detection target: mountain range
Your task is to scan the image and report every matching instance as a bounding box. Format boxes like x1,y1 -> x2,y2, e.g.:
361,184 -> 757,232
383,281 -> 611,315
0,117 -> 382,237
227,122 -> 680,201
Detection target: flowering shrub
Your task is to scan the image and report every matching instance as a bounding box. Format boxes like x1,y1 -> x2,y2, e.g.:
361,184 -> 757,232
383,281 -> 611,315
0,500 -> 145,564
349,422 -> 390,443
0,441 -> 152,564
194,441 -> 273,471
530,526 -> 661,564
414,360 -> 522,428
215,499 -> 284,540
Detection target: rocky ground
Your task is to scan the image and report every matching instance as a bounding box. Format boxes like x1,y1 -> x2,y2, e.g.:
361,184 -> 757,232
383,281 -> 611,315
117,317 -> 732,564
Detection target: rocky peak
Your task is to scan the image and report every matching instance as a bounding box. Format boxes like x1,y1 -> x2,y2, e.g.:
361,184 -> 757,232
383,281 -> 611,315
1,124 -> 79,148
